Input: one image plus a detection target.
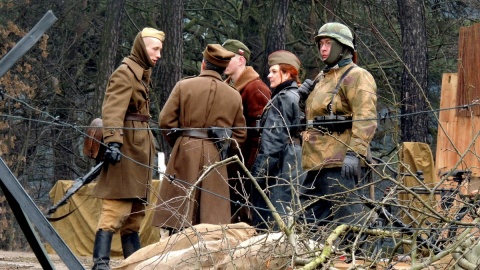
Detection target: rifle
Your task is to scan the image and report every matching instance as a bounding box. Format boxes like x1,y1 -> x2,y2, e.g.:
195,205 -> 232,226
46,161 -> 104,217
46,118 -> 105,219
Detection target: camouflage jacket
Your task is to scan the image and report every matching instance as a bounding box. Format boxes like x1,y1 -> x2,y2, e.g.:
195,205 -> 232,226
301,62 -> 377,170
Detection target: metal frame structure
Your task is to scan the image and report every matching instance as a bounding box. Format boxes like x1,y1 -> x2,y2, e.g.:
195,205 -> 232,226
0,10 -> 84,270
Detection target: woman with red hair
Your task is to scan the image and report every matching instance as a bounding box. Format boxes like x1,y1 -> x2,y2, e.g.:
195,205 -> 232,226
250,50 -> 305,231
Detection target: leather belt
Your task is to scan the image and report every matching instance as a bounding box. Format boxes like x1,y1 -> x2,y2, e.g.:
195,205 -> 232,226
125,113 -> 150,122
182,130 -> 209,139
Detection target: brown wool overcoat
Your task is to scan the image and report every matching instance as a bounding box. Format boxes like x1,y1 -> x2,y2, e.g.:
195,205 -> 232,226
152,70 -> 247,230
225,66 -> 271,169
93,57 -> 155,200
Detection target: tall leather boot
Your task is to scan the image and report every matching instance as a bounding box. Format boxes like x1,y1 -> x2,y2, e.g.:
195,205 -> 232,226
121,232 -> 141,259
92,230 -> 114,270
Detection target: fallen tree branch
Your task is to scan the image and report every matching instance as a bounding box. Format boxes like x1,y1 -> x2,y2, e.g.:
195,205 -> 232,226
299,224 -> 349,270
189,155 -> 289,235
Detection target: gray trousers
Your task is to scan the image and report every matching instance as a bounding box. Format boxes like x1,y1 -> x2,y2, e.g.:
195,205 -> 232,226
300,167 -> 370,229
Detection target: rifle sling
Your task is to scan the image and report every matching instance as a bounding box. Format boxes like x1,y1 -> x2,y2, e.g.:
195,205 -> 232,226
327,65 -> 356,114
46,195 -> 92,222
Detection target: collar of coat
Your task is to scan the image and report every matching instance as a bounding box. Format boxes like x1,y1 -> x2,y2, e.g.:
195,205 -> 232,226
225,66 -> 260,92
199,69 -> 223,80
271,80 -> 298,98
122,57 -> 151,82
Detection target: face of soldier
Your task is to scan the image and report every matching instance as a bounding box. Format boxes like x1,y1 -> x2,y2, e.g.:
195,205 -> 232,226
267,64 -> 291,89
143,37 -> 163,65
318,37 -> 333,61
224,54 -> 241,76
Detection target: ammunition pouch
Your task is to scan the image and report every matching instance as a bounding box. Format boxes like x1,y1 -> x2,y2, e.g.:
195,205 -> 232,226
208,127 -> 233,160
164,128 -> 181,146
308,115 -> 352,134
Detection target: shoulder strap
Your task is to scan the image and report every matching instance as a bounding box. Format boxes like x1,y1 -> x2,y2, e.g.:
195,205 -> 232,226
204,79 -> 218,127
328,65 -> 356,114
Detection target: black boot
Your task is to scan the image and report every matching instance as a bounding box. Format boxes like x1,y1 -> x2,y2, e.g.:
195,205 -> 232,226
92,230 -> 113,270
121,232 -> 141,259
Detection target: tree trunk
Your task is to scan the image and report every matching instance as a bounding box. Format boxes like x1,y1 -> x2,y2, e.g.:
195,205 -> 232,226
397,0 -> 429,143
93,0 -> 126,118
263,0 -> 289,82
154,0 -> 184,159
242,0 -> 263,74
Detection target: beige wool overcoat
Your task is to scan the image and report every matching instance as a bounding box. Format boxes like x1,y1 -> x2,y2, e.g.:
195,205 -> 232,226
93,57 -> 155,200
152,70 -> 247,230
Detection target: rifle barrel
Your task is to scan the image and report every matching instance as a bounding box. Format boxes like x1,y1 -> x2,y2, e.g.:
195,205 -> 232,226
46,161 -> 104,215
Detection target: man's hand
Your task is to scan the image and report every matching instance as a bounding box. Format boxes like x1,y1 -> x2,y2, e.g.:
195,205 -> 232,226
298,79 -> 316,111
298,79 -> 316,94
341,151 -> 360,182
105,142 -> 122,165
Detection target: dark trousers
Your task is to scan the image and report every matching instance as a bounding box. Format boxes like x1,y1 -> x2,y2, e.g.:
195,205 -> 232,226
299,167 -> 369,229
251,175 -> 293,231
229,177 -> 253,223
228,162 -> 253,224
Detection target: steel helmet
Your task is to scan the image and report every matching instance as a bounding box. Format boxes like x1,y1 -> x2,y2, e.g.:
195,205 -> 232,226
314,22 -> 354,51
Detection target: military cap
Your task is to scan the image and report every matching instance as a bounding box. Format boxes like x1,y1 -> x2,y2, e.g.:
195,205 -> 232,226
222,39 -> 251,61
141,27 -> 165,42
268,50 -> 301,71
203,44 -> 235,68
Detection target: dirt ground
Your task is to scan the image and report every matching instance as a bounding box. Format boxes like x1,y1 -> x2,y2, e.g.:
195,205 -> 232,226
0,250 -> 123,270
0,250 -> 454,270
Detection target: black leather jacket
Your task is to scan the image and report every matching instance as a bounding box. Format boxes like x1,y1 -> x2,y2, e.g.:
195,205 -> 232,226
251,80 -> 304,182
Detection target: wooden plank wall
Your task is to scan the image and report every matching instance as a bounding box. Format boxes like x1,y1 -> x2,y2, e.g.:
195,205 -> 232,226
457,23 -> 480,117
436,23 -> 480,190
436,73 -> 480,178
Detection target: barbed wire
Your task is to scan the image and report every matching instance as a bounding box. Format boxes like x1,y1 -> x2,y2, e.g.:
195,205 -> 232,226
1,91 -> 479,232
1,99 -> 479,133
1,92 -> 476,178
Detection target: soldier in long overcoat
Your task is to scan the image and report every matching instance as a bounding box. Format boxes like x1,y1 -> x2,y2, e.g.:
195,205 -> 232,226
91,28 -> 164,270
152,44 -> 247,232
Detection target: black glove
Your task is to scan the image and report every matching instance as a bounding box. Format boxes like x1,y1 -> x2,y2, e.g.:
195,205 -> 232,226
341,151 -> 360,182
105,142 -> 122,165
298,79 -> 316,111
298,79 -> 316,94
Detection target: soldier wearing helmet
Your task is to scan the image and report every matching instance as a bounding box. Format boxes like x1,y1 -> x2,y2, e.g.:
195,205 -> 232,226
298,22 -> 378,230
315,22 -> 356,66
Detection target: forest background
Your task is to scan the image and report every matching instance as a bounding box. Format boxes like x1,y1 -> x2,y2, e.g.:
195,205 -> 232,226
0,0 -> 479,251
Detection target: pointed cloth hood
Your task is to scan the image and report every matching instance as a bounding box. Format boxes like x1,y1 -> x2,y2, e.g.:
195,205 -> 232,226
127,32 -> 153,69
